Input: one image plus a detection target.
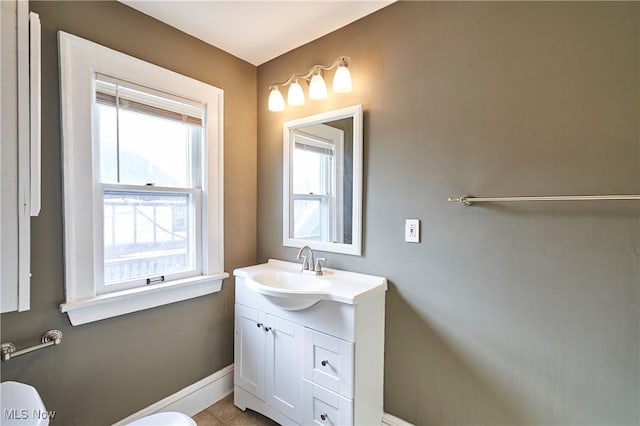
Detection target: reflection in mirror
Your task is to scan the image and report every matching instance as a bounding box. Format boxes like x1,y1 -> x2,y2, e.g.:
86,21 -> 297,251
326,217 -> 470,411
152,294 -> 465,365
283,105 -> 362,255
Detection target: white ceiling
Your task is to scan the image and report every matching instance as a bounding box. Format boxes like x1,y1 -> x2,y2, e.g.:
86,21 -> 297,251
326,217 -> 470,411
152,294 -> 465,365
119,1 -> 394,66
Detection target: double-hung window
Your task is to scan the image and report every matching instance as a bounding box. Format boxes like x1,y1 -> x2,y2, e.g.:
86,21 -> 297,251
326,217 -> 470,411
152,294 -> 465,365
290,125 -> 344,243
58,32 -> 226,325
96,75 -> 204,293
292,132 -> 339,241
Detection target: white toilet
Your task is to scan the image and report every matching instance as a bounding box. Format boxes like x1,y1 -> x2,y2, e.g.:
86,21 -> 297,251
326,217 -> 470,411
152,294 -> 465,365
0,382 -> 196,426
127,412 -> 197,426
0,381 -> 50,425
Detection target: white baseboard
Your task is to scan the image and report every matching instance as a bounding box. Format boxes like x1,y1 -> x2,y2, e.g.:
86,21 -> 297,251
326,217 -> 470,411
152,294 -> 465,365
113,364 -> 234,426
382,412 -> 415,426
113,363 -> 413,426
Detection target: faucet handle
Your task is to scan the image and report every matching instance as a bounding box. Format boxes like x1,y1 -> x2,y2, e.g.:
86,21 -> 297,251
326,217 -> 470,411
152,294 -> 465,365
314,258 -> 326,273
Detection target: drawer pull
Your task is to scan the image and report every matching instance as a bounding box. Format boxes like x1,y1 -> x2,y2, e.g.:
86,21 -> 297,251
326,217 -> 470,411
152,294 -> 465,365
320,413 -> 328,421
321,360 -> 329,367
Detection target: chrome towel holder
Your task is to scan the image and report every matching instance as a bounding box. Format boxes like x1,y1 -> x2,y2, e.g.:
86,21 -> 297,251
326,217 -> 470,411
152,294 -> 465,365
1,329 -> 63,361
448,194 -> 640,206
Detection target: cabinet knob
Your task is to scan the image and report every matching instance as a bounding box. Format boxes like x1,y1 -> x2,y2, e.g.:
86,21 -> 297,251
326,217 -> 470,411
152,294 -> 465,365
256,323 -> 263,328
320,413 -> 328,421
264,326 -> 272,332
321,360 -> 329,367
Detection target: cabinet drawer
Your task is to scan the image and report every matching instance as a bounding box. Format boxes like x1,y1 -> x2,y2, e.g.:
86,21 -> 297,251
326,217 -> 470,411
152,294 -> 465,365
304,328 -> 354,398
303,379 -> 352,426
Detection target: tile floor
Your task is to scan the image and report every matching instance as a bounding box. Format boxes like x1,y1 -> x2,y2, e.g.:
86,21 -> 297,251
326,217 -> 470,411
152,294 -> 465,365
193,394 -> 280,426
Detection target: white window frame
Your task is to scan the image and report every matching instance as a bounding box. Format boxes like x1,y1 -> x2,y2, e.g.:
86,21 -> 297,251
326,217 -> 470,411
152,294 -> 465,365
58,32 -> 227,326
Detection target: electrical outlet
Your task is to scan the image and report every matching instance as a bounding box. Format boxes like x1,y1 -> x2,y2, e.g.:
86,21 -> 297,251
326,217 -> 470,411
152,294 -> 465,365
405,219 -> 420,243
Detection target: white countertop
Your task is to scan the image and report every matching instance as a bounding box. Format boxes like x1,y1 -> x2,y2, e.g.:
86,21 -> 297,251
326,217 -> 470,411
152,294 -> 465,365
234,259 -> 387,306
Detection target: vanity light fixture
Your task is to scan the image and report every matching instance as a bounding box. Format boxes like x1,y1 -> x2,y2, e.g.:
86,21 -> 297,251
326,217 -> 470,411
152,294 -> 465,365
308,70 -> 328,100
332,58 -> 352,93
267,56 -> 352,112
288,79 -> 305,106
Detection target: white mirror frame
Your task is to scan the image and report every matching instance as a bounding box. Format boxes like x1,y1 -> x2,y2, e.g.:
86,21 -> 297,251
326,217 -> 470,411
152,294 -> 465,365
283,104 -> 363,256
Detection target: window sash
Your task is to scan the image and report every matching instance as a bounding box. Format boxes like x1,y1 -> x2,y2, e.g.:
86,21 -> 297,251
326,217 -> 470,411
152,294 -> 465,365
291,193 -> 336,242
293,143 -> 335,196
94,75 -> 205,189
95,102 -> 204,188
95,184 -> 203,295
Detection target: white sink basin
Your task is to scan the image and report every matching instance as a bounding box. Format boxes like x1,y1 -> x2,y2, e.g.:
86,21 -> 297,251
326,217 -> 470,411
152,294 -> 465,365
234,259 -> 387,311
245,270 -> 331,310
251,271 -> 331,292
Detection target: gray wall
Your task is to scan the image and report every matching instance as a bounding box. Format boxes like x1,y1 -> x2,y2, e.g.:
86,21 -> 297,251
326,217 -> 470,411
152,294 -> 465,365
0,2 -> 256,425
257,2 -> 640,425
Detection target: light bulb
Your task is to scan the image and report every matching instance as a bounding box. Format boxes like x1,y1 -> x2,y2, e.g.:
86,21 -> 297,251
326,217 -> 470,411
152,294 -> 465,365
268,87 -> 285,112
332,60 -> 352,93
309,70 -> 328,100
287,80 -> 305,106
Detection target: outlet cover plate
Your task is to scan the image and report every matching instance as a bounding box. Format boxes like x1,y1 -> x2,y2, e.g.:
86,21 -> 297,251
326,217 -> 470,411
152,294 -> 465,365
405,219 -> 420,243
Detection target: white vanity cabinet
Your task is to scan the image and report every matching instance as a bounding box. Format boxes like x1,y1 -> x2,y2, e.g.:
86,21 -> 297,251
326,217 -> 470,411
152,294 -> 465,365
235,304 -> 304,422
234,260 -> 387,426
235,304 -> 267,400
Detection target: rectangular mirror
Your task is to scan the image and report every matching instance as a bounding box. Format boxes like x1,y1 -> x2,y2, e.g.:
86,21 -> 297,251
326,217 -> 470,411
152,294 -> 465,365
283,105 -> 363,255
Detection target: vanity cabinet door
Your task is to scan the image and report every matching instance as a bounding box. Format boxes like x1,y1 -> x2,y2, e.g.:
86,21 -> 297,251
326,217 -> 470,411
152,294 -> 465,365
265,314 -> 304,424
234,304 -> 266,400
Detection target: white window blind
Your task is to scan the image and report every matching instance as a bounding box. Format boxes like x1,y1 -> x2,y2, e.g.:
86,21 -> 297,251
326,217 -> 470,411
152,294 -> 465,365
95,74 -> 203,125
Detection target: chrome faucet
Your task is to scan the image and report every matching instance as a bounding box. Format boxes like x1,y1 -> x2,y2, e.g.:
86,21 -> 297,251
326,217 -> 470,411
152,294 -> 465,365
296,245 -> 314,272
296,246 -> 326,276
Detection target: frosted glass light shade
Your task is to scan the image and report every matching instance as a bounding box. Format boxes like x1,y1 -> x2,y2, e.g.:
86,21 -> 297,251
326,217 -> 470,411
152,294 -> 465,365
288,80 -> 305,106
268,87 -> 285,112
309,72 -> 328,100
332,63 -> 352,93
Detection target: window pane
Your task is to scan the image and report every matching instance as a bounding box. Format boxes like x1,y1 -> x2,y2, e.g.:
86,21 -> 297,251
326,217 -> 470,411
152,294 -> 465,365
97,104 -> 118,184
118,109 -> 200,187
103,190 -> 196,284
95,76 -> 204,188
293,198 -> 329,241
292,148 -> 333,195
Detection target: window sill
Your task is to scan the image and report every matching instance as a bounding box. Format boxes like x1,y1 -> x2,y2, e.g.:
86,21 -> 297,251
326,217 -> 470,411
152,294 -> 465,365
60,273 -> 229,326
